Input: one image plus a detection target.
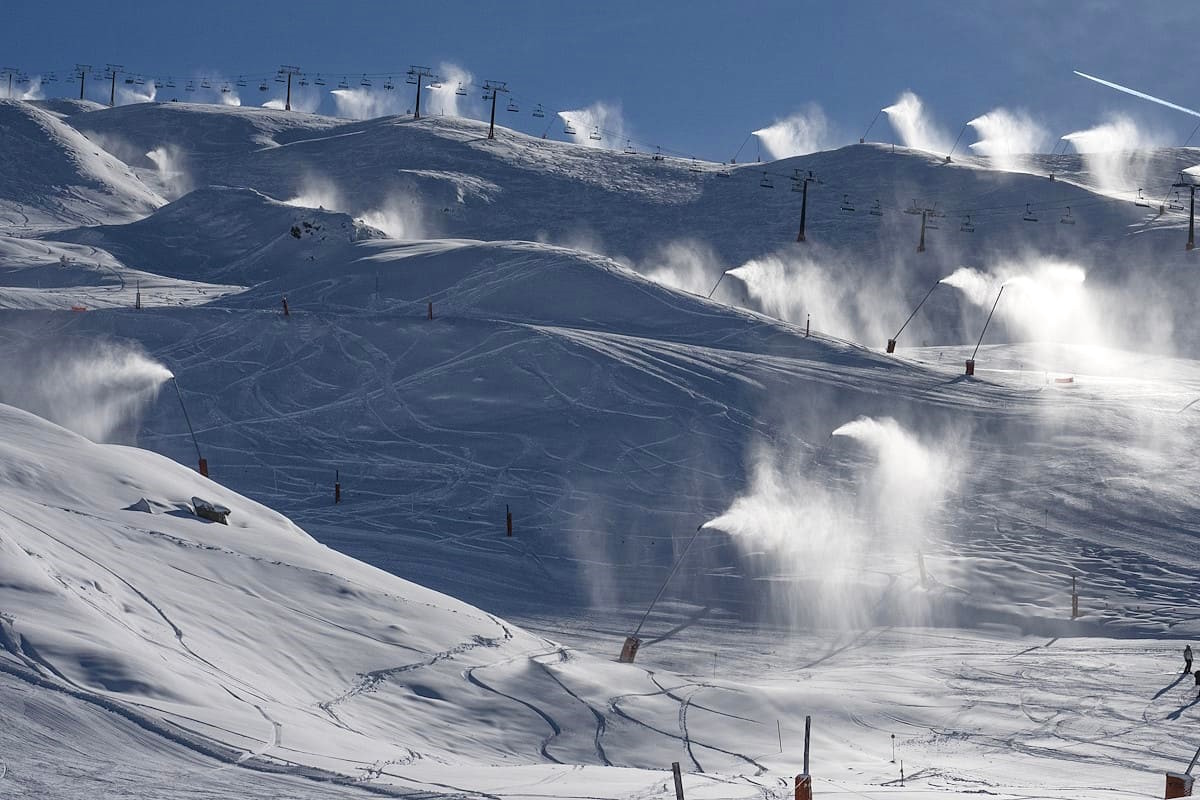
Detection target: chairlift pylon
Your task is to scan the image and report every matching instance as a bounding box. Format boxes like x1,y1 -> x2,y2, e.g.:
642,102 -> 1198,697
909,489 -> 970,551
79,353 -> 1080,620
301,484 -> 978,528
1023,203 -> 1038,222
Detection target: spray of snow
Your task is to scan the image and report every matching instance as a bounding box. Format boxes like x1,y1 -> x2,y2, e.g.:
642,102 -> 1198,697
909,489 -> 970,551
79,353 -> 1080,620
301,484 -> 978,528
284,176 -> 344,211
117,80 -> 157,106
558,102 -> 627,150
19,76 -> 44,101
426,62 -> 477,118
752,104 -> 838,159
331,85 -> 407,120
967,108 -> 1048,172
705,417 -> 954,628
641,240 -> 724,296
882,91 -> 952,154
359,196 -> 427,240
940,261 -> 1094,344
0,341 -> 173,443
725,251 -> 914,345
145,145 -> 192,200
1062,114 -> 1169,195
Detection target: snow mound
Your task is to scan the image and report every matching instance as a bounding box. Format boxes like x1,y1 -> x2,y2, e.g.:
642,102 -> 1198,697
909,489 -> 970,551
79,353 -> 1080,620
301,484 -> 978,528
0,100 -> 163,232
51,185 -> 385,284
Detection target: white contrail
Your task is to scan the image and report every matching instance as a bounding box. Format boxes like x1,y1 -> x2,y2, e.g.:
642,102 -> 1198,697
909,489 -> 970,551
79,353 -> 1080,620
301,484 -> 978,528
1074,70 -> 1200,119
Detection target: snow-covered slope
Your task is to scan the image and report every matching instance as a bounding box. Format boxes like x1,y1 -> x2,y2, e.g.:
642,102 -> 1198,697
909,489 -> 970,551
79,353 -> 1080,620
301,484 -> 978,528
3,100 -> 1200,799
0,100 -> 163,232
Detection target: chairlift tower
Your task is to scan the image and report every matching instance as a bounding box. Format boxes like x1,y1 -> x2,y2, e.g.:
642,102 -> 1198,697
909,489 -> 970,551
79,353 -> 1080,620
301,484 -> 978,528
482,80 -> 508,141
277,65 -> 301,111
0,67 -> 19,99
103,64 -> 124,107
74,64 -> 92,101
794,170 -> 818,243
1173,173 -> 1199,251
406,65 -> 436,119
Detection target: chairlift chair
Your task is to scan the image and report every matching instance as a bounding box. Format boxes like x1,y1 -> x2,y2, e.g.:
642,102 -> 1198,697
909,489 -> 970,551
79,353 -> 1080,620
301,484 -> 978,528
124,76 -> 135,84
1060,206 -> 1075,225
406,74 -> 418,85
589,127 -> 601,141
532,104 -> 545,118
430,81 -> 443,89
563,121 -> 577,135
185,81 -> 196,91
274,74 -> 286,83
717,168 -> 731,178
689,159 -> 702,172
1169,191 -> 1186,211
299,76 -> 309,87
383,78 -> 393,90
258,81 -> 268,92
360,75 -> 372,87
165,78 -> 176,88
455,81 -> 466,96
200,78 -> 211,89
314,75 -> 327,86
507,99 -> 519,112
760,172 -> 774,189
1135,188 -> 1150,208
236,76 -> 247,87
926,214 -> 940,230
960,214 -> 975,233
840,194 -> 855,212
869,199 -> 883,217
624,139 -> 635,154
338,77 -> 349,89
221,83 -> 231,94
652,146 -> 664,161
790,170 -> 804,192
1023,203 -> 1038,222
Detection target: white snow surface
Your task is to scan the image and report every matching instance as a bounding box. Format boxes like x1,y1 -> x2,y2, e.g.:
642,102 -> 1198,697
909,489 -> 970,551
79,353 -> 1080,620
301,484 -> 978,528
0,100 -> 1198,799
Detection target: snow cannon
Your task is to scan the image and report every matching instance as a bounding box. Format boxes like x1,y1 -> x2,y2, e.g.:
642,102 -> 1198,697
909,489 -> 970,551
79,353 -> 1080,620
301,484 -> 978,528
618,635 -> 641,663
887,280 -> 940,356
1165,772 -> 1193,798
965,359 -> 975,376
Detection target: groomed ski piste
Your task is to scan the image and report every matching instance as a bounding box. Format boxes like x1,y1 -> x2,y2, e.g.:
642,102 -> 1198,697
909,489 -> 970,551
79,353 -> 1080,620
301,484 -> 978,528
1,95 -> 1199,799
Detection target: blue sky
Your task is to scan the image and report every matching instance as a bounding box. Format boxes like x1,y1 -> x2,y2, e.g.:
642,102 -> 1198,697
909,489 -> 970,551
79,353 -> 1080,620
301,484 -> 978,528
6,1 -> 1200,161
